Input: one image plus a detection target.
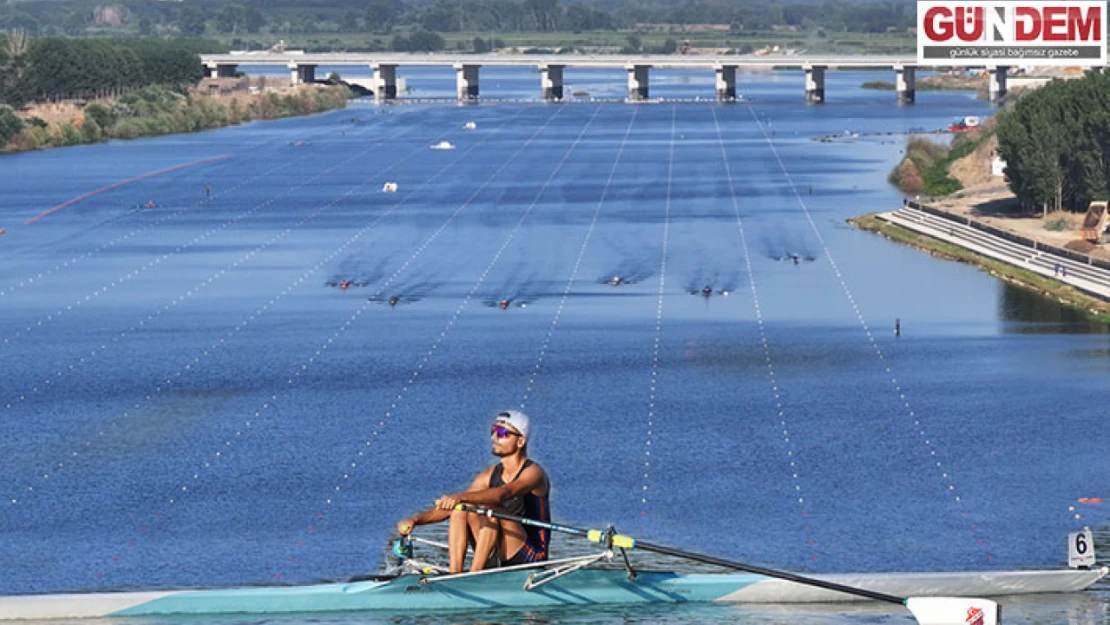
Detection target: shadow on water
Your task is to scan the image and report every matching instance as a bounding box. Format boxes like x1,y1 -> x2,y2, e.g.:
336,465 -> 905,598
998,284 -> 1110,335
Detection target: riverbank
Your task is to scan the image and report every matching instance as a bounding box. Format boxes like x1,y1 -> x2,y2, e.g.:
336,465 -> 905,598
4,80 -> 353,154
850,212 -> 1110,323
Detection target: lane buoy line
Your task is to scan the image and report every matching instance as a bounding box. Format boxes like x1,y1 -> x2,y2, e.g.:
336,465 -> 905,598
270,104 -> 607,579
23,156 -> 232,225
82,104 -> 564,582
0,122 -> 440,434
515,107 -> 639,412
743,103 -> 996,563
0,118 -> 359,301
639,104 -> 677,526
710,103 -> 820,565
5,110 -> 529,514
0,123 -> 420,353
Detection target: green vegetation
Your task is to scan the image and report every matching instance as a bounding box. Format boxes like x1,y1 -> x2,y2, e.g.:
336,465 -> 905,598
888,131 -> 992,197
213,29 -> 914,55
1044,218 -> 1072,232
996,71 -> 1110,215
0,0 -> 917,54
1,35 -> 213,107
861,78 -> 982,92
850,214 -> 1110,323
2,84 -> 352,153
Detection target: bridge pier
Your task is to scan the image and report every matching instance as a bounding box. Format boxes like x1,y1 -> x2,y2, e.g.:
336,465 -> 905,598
371,63 -> 398,101
455,63 -> 480,102
989,66 -> 1009,103
715,64 -> 737,102
626,64 -> 650,101
288,63 -> 317,86
539,63 -> 565,101
804,64 -> 825,103
205,62 -> 238,79
895,64 -> 916,104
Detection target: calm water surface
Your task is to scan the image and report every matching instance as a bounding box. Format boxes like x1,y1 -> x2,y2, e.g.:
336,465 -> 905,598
0,70 -> 1107,625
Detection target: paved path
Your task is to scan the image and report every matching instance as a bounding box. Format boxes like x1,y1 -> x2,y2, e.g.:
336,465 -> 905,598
878,207 -> 1110,301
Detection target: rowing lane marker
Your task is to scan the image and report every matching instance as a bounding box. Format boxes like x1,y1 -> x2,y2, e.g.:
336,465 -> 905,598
25,155 -> 231,225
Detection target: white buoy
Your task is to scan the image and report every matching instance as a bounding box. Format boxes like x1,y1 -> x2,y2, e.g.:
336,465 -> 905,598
464,122 -> 477,130
431,141 -> 456,150
382,182 -> 398,193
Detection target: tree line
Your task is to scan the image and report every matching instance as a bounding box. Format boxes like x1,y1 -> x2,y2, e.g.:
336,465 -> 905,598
0,36 -> 207,108
0,0 -> 916,37
996,71 -> 1110,214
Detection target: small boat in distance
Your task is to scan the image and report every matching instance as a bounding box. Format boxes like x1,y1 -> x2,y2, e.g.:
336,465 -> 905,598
430,141 -> 456,150
948,116 -> 981,132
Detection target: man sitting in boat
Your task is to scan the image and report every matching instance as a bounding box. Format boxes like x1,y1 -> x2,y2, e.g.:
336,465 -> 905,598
396,410 -> 550,573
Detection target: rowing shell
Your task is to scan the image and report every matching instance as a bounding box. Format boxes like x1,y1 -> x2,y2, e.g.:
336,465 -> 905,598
0,565 -> 1104,619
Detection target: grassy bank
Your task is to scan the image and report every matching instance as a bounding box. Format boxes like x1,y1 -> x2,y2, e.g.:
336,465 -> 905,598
861,76 -> 985,92
2,84 -> 353,154
850,213 -> 1110,323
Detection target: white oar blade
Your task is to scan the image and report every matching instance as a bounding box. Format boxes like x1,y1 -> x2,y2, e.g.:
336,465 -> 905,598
906,598 -> 1000,625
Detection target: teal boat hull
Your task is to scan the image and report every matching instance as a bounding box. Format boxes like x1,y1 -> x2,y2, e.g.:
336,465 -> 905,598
114,570 -> 756,615
0,566 -> 1104,619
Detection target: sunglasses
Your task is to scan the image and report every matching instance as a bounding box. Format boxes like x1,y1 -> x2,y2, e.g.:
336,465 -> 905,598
491,424 -> 520,439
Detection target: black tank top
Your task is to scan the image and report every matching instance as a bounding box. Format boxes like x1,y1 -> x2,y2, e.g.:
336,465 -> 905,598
489,460 -> 551,560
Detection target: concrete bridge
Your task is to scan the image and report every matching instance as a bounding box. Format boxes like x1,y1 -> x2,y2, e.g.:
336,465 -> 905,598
200,53 -> 1013,104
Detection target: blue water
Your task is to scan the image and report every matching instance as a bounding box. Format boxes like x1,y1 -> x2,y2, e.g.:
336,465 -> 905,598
0,71 -> 1107,625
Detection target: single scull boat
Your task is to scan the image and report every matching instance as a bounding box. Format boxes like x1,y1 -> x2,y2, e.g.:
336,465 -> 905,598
0,507 -> 1102,621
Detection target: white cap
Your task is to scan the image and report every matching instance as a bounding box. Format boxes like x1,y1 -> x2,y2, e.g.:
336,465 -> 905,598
494,410 -> 531,440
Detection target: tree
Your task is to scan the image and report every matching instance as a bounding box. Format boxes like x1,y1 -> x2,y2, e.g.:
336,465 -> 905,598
216,6 -> 246,34
661,37 -> 677,54
407,29 -> 445,52
178,6 -> 207,36
524,0 -> 559,31
366,0 -> 403,33
0,105 -> 23,144
340,12 -> 359,32
62,11 -> 87,36
244,7 -> 265,33
138,16 -> 154,35
997,71 -> 1110,214
473,36 -> 489,53
0,29 -> 31,106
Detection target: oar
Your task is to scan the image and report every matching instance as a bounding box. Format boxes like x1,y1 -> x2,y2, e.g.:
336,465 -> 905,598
453,504 -> 1000,625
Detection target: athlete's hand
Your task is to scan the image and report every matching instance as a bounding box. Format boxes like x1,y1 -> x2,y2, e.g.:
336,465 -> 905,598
435,494 -> 461,511
396,518 -> 414,536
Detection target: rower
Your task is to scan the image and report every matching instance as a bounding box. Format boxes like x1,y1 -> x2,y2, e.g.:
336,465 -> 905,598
500,299 -> 510,310
701,286 -> 712,298
389,296 -> 400,307
397,410 -> 550,573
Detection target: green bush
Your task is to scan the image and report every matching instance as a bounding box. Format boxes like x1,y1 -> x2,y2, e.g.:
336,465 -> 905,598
0,106 -> 25,145
1044,218 -> 1072,232
83,102 -> 118,129
81,117 -> 103,143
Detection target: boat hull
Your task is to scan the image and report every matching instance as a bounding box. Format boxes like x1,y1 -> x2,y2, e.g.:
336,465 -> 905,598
0,567 -> 1105,619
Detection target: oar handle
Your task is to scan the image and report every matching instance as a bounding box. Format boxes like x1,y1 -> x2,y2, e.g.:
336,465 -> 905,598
455,504 -> 591,538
